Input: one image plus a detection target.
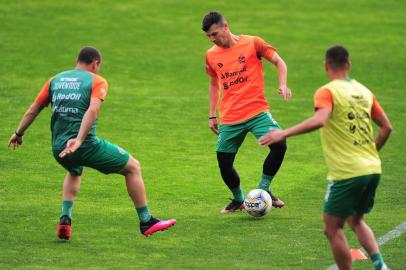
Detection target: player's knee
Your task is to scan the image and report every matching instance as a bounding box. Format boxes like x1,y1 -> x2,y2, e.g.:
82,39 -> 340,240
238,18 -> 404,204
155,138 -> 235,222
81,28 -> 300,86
323,224 -> 339,240
70,189 -> 79,197
128,157 -> 141,173
323,227 -> 334,240
347,217 -> 363,232
270,139 -> 287,154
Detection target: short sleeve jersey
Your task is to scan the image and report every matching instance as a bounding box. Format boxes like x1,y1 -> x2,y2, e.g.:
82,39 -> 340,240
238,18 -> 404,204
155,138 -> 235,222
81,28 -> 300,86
35,68 -> 108,149
313,79 -> 384,180
205,35 -> 276,124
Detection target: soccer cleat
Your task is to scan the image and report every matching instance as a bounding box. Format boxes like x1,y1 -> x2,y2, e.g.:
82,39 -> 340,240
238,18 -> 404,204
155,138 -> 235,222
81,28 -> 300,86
267,191 -> 285,208
57,215 -> 72,240
140,216 -> 176,237
381,264 -> 390,270
220,199 -> 245,214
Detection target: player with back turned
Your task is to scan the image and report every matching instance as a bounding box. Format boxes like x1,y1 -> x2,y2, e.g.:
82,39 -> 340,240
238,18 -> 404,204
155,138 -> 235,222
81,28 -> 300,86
8,46 -> 176,239
259,45 -> 392,270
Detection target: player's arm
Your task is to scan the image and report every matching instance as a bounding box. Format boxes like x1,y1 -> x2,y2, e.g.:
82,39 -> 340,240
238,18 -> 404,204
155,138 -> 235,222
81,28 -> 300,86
269,53 -> 291,100
8,79 -> 50,149
371,97 -> 392,151
8,103 -> 44,149
255,36 -> 291,101
208,75 -> 220,134
373,113 -> 392,151
258,108 -> 331,146
259,88 -> 332,146
59,97 -> 102,158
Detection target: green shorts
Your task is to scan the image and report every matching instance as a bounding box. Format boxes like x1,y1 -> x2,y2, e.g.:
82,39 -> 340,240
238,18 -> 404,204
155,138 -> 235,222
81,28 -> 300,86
53,138 -> 130,176
323,174 -> 381,218
216,112 -> 282,153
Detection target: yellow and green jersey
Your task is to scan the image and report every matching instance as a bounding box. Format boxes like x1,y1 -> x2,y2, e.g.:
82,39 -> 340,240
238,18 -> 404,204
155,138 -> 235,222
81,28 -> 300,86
313,78 -> 385,180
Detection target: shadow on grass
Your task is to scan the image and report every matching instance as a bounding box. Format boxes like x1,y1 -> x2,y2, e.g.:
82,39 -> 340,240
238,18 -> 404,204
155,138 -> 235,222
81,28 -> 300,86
52,240 -> 71,244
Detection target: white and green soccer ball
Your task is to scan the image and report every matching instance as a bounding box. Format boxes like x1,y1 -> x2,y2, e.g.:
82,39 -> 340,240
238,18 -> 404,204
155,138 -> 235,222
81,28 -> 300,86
244,189 -> 273,217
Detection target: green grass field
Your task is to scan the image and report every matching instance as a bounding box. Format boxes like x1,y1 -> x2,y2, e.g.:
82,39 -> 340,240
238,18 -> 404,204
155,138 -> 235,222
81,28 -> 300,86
1,0 -> 405,269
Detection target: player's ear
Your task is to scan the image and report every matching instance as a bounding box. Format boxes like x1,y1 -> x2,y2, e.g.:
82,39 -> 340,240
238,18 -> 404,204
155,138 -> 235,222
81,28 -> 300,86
347,60 -> 352,70
324,61 -> 329,72
91,60 -> 100,73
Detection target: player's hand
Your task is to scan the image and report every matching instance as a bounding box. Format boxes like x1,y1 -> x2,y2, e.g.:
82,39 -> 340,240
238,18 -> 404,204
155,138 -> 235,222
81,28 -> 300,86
209,117 -> 219,135
59,139 -> 82,158
8,133 -> 23,150
259,129 -> 285,146
277,85 -> 292,101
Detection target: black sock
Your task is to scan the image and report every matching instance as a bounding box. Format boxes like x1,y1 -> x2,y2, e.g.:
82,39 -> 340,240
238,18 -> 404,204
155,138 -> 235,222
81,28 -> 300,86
263,139 -> 287,177
217,152 -> 243,201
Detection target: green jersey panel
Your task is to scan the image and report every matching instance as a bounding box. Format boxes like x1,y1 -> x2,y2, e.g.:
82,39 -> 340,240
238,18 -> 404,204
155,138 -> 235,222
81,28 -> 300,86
49,69 -> 97,149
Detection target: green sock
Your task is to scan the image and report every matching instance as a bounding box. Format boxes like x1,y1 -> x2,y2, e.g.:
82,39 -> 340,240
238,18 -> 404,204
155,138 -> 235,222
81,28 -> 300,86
231,186 -> 244,202
136,205 -> 152,223
257,174 -> 274,191
371,252 -> 385,270
60,200 -> 73,218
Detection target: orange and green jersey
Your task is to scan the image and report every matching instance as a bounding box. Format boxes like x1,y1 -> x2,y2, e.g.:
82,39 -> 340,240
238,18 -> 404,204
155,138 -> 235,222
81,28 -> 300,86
35,68 -> 108,150
314,78 -> 384,180
205,35 -> 276,124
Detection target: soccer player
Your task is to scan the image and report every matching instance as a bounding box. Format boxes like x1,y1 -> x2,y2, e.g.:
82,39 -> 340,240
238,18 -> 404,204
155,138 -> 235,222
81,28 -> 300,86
202,11 -> 292,213
8,46 -> 176,239
259,46 -> 392,270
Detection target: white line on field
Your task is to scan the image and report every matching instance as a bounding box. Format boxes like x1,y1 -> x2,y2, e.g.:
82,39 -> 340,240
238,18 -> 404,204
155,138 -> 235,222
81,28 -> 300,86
326,221 -> 406,270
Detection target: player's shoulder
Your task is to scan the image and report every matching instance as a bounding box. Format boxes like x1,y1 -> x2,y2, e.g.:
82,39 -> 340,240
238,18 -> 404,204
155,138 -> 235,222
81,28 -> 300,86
314,87 -> 332,99
206,44 -> 221,56
244,35 -> 270,43
91,72 -> 107,81
352,79 -> 370,91
317,81 -> 334,93
48,69 -> 72,83
241,34 -> 256,40
238,34 -> 258,45
90,72 -> 108,85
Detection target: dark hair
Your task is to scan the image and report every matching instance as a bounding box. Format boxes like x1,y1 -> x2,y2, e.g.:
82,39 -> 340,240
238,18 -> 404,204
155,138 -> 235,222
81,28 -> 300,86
325,45 -> 349,68
77,46 -> 101,64
202,11 -> 224,32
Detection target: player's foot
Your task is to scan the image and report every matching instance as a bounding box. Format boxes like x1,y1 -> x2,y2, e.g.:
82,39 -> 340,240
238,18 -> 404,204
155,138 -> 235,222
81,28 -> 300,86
381,263 -> 390,270
140,216 -> 176,237
57,215 -> 71,240
221,199 -> 245,214
267,191 -> 285,208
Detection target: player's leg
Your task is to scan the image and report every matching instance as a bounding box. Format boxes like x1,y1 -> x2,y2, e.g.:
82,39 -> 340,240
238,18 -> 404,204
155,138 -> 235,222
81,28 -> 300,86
259,139 -> 286,206
81,139 -> 175,236
323,213 -> 352,270
62,172 -> 82,201
216,122 -> 247,213
118,157 -> 149,219
217,152 -> 245,213
53,150 -> 83,240
347,214 -> 378,254
249,112 -> 286,207
118,156 -> 176,236
347,174 -> 387,270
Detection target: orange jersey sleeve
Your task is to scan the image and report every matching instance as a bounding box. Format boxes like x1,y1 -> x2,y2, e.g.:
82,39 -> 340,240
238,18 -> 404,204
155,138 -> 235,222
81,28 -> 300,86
34,78 -> 52,107
91,74 -> 108,101
205,54 -> 216,78
371,95 -> 384,119
254,36 -> 276,60
314,88 -> 333,112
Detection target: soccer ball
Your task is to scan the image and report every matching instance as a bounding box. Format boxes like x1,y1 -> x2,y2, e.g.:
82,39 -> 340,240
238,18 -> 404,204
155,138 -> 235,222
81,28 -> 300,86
244,189 -> 272,217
